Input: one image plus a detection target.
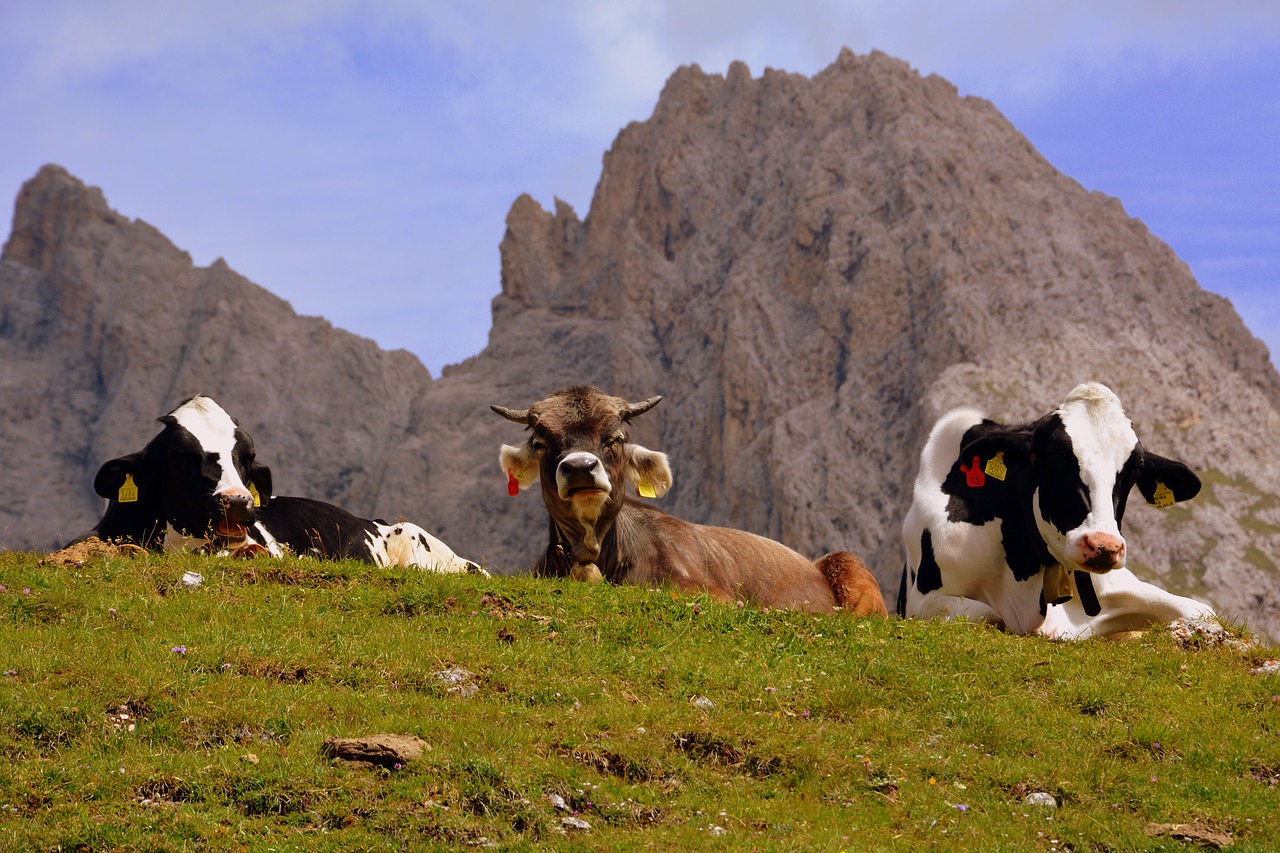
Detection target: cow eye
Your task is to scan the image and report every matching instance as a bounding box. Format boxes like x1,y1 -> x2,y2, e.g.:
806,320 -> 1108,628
604,434 -> 625,449
530,438 -> 548,453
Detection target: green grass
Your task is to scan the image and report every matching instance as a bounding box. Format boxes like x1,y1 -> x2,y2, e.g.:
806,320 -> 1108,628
1,549 -> 1277,851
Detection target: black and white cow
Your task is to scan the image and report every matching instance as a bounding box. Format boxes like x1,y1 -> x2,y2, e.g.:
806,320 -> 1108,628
79,395 -> 484,574
897,382 -> 1216,638
235,496 -> 485,575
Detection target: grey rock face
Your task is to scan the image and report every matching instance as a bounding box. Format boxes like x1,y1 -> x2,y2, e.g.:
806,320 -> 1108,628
0,164 -> 436,548
3,49 -> 1278,642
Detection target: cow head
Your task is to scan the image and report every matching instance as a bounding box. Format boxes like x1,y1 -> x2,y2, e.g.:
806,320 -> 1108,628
953,383 -> 1201,579
93,396 -> 274,545
492,385 -> 672,579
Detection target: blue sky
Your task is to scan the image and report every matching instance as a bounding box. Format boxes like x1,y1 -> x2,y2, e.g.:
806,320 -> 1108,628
1,1 -> 1277,375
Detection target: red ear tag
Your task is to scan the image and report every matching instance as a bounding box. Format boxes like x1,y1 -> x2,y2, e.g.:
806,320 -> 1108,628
960,456 -> 986,488
507,471 -> 520,496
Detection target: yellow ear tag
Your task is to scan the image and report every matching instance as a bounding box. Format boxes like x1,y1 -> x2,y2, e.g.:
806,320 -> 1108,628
637,480 -> 657,499
117,473 -> 139,503
250,483 -> 261,507
984,451 -> 1007,482
1153,480 -> 1175,508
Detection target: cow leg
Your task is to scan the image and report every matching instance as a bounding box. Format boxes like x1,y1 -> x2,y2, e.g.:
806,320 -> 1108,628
1043,568 -> 1216,638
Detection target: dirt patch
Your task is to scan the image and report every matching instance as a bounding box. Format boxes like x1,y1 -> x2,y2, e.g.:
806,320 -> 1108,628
671,731 -> 787,778
566,748 -> 668,784
1144,821 -> 1232,849
41,537 -> 147,566
105,701 -> 149,733
136,774 -> 198,805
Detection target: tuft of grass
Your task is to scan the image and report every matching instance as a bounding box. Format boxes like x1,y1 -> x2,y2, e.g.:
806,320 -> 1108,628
0,548 -> 1276,850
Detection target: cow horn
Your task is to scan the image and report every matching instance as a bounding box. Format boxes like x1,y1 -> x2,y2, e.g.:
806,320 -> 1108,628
623,396 -> 663,421
490,405 -> 533,424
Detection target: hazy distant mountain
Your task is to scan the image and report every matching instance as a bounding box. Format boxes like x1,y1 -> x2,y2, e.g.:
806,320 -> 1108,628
4,49 -> 1277,641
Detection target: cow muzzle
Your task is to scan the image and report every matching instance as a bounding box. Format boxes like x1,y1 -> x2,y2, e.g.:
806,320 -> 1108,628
1077,532 -> 1126,572
556,452 -> 611,502
214,488 -> 254,541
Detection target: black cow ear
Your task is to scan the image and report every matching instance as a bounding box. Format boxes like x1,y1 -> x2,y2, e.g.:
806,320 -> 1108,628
93,452 -> 146,499
1137,452 -> 1201,506
249,463 -> 273,507
956,423 -> 1032,487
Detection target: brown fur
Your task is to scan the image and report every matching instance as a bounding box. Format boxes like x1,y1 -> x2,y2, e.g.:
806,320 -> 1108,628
495,386 -> 887,616
817,551 -> 890,617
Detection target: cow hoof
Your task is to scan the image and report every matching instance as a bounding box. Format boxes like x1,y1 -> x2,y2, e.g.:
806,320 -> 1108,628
570,562 -> 604,583
235,543 -> 269,558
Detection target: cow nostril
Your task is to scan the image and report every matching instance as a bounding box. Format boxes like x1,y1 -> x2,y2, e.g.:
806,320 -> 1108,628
1082,533 -> 1125,566
560,456 -> 598,476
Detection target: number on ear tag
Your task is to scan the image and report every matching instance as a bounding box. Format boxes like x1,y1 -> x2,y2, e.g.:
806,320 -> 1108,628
984,451 -> 1007,482
960,456 -> 985,488
117,473 -> 139,503
1153,481 -> 1175,508
637,480 -> 657,499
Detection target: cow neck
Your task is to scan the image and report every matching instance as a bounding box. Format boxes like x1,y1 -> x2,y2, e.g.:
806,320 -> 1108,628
546,505 -> 623,581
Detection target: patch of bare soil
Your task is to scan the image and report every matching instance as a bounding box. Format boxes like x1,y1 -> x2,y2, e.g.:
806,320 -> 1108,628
40,537 -> 147,566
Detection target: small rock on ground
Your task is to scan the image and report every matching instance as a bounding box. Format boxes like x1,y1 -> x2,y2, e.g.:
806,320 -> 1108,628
322,734 -> 427,769
1168,617 -> 1255,653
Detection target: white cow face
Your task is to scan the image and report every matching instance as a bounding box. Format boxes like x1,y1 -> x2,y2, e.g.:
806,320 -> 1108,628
1029,384 -> 1199,574
94,396 -> 274,542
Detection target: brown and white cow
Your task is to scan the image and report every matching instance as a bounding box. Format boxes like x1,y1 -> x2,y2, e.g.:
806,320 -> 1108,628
493,385 -> 887,616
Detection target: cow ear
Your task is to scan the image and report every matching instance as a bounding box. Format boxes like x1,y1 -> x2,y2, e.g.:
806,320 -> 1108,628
499,443 -> 541,488
952,426 -> 1031,489
93,452 -> 146,499
1136,452 -> 1201,505
626,444 -> 672,498
249,463 -> 273,507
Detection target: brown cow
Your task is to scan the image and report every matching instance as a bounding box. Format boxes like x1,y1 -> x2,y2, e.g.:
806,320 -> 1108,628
492,386 -> 887,616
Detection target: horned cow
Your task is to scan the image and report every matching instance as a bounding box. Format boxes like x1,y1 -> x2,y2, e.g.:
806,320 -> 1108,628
897,382 -> 1216,638
493,385 -> 887,616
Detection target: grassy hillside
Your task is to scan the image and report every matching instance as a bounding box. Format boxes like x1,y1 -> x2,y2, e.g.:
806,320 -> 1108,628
1,548 -> 1276,851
